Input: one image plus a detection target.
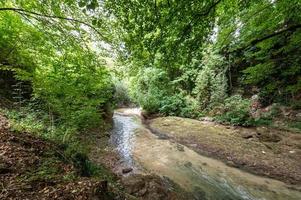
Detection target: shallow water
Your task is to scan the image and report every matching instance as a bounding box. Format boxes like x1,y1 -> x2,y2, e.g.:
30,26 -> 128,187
111,109 -> 301,200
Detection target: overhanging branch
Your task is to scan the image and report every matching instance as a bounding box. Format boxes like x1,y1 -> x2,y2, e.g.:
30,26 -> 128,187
225,23 -> 301,54
250,24 -> 301,45
0,7 -> 106,39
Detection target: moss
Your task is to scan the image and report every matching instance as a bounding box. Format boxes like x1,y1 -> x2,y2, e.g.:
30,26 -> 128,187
288,121 -> 301,132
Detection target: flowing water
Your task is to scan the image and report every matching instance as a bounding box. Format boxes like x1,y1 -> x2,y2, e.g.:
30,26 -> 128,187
111,108 -> 301,200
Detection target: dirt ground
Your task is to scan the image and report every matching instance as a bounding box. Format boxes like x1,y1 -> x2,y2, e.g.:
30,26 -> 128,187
0,114 -> 119,200
148,116 -> 301,186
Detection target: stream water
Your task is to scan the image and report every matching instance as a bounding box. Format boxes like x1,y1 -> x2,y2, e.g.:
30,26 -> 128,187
111,108 -> 301,200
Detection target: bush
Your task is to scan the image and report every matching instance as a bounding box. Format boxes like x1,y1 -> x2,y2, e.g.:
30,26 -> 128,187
159,93 -> 202,118
33,52 -> 114,131
216,95 -> 252,126
2,107 -> 47,135
129,68 -> 170,114
113,79 -> 131,107
159,94 -> 186,116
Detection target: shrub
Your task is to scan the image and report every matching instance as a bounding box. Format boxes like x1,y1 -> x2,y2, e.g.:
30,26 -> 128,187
159,93 -> 202,118
113,79 -> 131,107
159,94 -> 186,116
2,107 -> 47,135
216,95 -> 252,126
129,68 -> 170,114
179,95 -> 203,118
33,54 -> 114,131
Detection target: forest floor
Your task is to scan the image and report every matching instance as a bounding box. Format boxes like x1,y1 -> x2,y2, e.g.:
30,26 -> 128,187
148,116 -> 301,187
0,113 -> 123,200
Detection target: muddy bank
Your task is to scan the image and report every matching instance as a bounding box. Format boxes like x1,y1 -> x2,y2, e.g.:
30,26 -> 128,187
148,117 -> 301,185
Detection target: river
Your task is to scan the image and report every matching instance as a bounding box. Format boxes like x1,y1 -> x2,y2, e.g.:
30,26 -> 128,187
110,108 -> 301,200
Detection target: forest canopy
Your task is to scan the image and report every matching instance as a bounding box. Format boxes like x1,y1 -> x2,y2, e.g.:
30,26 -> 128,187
0,0 -> 301,131
0,0 -> 114,134
105,0 -> 301,125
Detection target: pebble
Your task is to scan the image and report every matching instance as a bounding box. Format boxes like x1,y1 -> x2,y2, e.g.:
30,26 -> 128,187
122,168 -> 133,174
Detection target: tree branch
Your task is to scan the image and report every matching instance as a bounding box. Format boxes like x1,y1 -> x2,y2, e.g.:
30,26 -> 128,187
196,0 -> 223,18
0,7 -> 106,40
250,24 -> 301,45
225,23 -> 301,54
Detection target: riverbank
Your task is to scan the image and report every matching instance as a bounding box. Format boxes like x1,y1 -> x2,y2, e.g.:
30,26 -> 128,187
112,109 -> 301,199
0,107 -> 188,200
0,114 -> 121,200
148,116 -> 301,186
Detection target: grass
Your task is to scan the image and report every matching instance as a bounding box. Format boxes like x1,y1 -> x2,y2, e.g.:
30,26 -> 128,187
1,105 -> 117,184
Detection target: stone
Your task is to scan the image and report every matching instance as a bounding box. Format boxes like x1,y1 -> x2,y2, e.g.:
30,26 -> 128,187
122,167 -> 133,174
122,174 -> 170,199
226,160 -> 236,167
241,130 -> 256,139
199,117 -> 214,122
176,144 -> 184,152
184,161 -> 192,168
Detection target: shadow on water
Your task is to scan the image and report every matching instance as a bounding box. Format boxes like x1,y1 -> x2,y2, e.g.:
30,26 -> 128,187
111,109 -> 301,200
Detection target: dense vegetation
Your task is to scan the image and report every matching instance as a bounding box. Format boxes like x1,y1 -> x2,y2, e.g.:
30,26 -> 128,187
1,0 -> 301,136
0,2 -> 119,194
0,1 -> 300,199
105,0 -> 301,127
0,1 -> 114,138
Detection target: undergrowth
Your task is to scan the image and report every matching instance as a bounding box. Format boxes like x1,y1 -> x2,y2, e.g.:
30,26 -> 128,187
0,106 -> 116,182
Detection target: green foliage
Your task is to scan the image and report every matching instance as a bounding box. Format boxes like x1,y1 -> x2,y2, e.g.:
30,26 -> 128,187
193,47 -> 228,109
107,0 -> 301,124
289,121 -> 301,132
3,106 -> 115,181
217,0 -> 301,104
159,94 -> 186,116
1,0 -> 301,128
113,79 -> 131,107
2,107 -> 46,135
159,93 -> 202,118
216,95 -> 252,126
33,50 -> 113,130
0,1 -> 114,132
24,157 -> 70,182
2,106 -> 73,142
129,67 -> 170,113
